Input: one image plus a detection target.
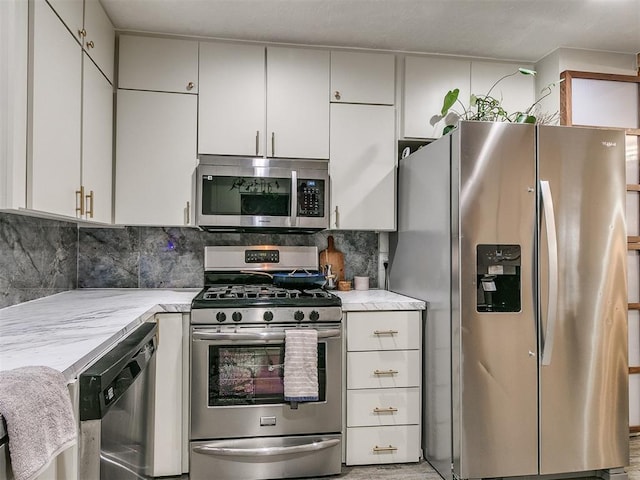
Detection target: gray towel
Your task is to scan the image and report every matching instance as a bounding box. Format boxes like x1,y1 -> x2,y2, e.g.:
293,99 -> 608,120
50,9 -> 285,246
284,329 -> 319,402
0,366 -> 76,480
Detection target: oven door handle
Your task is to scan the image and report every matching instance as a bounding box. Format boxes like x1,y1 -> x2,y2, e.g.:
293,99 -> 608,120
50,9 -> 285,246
192,329 -> 341,341
193,437 -> 340,457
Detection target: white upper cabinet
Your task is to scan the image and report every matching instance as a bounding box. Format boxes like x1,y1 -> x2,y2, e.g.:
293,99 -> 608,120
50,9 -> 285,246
330,103 -> 396,231
118,35 -> 199,93
47,0 -> 114,82
31,0 -> 82,217
115,89 -> 197,226
266,46 -> 330,159
82,57 -> 113,223
198,43 -> 329,159
403,56 -> 471,139
470,61 -> 535,120
330,51 -> 395,105
198,42 -> 265,156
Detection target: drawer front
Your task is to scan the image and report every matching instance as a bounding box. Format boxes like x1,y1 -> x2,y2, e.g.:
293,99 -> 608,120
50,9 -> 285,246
347,350 -> 420,389
346,425 -> 421,465
347,311 -> 420,351
347,387 -> 420,427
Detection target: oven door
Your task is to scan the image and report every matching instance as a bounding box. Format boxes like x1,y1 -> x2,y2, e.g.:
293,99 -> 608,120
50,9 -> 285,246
190,324 -> 342,440
196,156 -> 329,232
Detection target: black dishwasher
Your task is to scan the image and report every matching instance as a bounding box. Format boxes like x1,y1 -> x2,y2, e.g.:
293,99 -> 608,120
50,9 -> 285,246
79,322 -> 157,480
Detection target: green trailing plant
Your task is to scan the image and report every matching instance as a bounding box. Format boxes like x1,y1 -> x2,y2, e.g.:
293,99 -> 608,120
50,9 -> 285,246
432,68 -> 563,135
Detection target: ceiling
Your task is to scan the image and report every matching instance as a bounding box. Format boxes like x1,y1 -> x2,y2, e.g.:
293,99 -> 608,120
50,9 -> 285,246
99,0 -> 640,63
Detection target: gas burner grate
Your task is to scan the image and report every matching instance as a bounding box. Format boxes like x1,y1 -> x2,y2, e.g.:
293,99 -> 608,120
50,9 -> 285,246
202,285 -> 305,300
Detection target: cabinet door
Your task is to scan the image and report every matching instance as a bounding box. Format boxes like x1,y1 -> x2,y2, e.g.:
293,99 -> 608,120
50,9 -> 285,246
330,104 -> 395,230
198,42 -> 265,156
82,56 -> 113,223
46,0 -> 83,40
470,61 -> 535,122
118,35 -> 198,94
115,89 -> 197,225
267,46 -> 329,159
403,56 -> 471,139
31,0 -> 82,217
83,0 -> 115,83
330,51 -> 395,105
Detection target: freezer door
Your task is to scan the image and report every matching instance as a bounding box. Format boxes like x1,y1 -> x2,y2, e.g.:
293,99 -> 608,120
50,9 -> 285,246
538,125 -> 628,474
454,122 -> 538,478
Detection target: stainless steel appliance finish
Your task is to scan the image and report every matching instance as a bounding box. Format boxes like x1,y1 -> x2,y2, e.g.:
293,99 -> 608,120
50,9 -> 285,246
196,156 -> 330,232
190,245 -> 343,480
79,323 -> 157,480
389,121 -> 628,480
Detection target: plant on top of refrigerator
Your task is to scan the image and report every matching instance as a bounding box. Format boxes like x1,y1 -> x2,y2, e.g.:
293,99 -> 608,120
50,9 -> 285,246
431,68 -> 563,135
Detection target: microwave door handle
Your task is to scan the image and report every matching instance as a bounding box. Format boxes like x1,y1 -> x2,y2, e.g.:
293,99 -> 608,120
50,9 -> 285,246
291,170 -> 298,227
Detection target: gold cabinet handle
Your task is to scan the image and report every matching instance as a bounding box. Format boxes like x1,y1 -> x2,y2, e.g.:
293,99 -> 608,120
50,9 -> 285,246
78,28 -> 86,37
86,40 -> 94,49
334,205 -> 339,228
373,407 -> 398,413
186,201 -> 190,224
255,130 -> 259,156
373,445 -> 398,453
85,190 -> 94,219
187,81 -> 195,91
75,186 -> 85,216
374,330 -> 398,335
373,369 -> 398,375
334,90 -> 341,100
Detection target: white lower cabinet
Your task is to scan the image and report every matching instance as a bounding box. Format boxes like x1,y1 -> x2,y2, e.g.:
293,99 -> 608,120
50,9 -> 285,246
344,310 -> 422,465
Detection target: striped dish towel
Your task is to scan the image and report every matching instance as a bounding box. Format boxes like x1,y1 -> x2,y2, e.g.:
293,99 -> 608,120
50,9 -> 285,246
284,329 -> 319,402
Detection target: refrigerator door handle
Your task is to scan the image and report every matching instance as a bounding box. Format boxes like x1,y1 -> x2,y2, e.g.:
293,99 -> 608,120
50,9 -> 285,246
540,180 -> 559,366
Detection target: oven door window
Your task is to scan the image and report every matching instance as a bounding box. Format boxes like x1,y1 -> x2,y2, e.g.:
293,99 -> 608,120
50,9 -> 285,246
208,344 -> 327,406
201,175 -> 292,216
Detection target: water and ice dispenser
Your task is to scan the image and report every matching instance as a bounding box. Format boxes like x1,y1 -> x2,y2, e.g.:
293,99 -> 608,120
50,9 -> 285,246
476,244 -> 521,312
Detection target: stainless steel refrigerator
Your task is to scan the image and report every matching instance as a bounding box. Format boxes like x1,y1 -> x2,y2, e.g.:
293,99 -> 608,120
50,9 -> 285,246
389,121 -> 629,480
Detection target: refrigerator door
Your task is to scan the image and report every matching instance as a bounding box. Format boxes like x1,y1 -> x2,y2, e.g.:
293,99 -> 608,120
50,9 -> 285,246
454,122 -> 538,478
538,125 -> 628,474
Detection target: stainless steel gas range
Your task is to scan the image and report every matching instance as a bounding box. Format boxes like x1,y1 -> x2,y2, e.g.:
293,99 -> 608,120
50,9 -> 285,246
189,246 -> 343,480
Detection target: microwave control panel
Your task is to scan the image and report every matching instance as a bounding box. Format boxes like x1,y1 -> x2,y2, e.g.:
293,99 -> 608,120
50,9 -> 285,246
297,179 -> 324,217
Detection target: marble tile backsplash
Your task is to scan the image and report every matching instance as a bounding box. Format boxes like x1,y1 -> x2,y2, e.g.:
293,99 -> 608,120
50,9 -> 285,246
78,228 -> 379,289
1,211 -> 379,308
0,212 -> 78,308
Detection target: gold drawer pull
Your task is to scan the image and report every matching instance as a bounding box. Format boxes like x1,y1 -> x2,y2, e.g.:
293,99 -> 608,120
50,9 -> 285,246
373,407 -> 398,413
373,369 -> 398,375
373,445 -> 398,453
374,330 -> 398,335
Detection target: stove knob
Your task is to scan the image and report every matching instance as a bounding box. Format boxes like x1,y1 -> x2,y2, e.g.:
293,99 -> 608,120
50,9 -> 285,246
294,310 -> 305,321
309,310 -> 319,321
263,311 -> 274,322
216,312 -> 227,323
232,312 -> 243,322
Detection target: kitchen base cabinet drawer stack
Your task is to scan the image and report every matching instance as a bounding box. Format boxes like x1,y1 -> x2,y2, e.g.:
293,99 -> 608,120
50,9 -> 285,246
344,310 -> 422,465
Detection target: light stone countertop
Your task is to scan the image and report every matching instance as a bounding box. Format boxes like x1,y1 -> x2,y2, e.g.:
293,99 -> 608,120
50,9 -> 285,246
333,289 -> 426,311
0,288 -> 425,382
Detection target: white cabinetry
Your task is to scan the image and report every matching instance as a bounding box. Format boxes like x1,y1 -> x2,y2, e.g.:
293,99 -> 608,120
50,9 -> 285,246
198,43 -> 329,159
330,51 -> 395,105
329,104 -> 395,230
150,313 -> 189,476
115,35 -> 199,226
115,90 -> 197,226
198,42 -> 265,156
345,310 -> 422,465
118,35 -> 198,93
47,0 -> 115,82
30,0 -> 113,221
403,56 -> 471,139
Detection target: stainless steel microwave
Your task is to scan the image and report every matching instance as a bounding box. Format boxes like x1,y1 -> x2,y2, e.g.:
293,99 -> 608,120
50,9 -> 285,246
196,156 -> 330,232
